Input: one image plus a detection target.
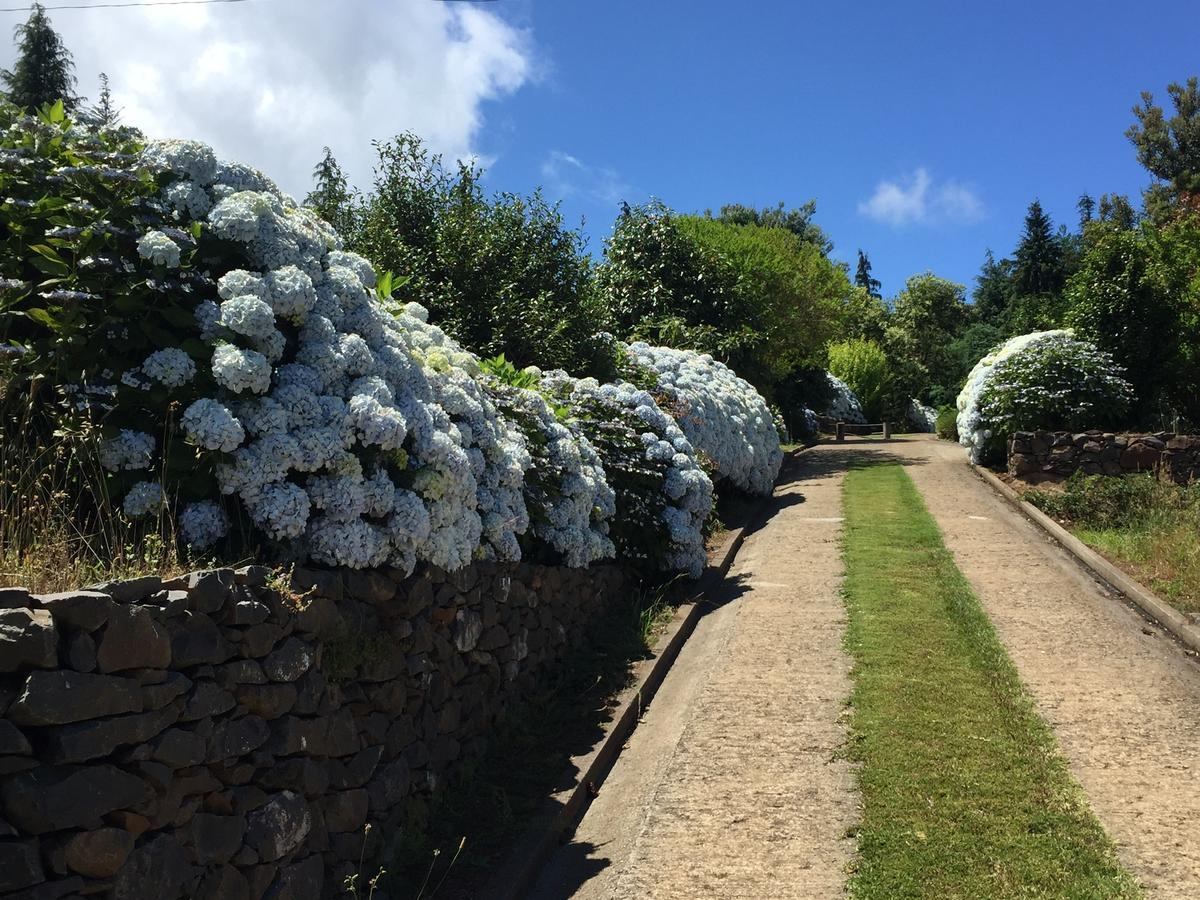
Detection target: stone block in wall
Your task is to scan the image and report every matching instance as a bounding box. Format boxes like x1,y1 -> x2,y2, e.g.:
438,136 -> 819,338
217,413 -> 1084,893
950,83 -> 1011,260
0,608 -> 58,672
1,764 -> 152,834
244,791 -> 310,862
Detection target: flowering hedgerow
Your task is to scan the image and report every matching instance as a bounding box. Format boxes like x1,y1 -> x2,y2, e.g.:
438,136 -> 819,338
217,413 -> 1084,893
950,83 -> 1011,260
623,342 -> 782,496
956,330 -> 1133,464
908,399 -> 938,433
824,373 -> 867,424
0,106 -> 718,577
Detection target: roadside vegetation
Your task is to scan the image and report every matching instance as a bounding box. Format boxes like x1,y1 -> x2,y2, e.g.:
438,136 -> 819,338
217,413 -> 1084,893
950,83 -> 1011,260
1026,472 -> 1200,614
841,462 -> 1137,899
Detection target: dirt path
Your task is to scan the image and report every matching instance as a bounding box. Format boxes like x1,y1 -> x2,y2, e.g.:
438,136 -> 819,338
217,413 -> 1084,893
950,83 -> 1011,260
874,435 -> 1200,898
530,453 -> 860,899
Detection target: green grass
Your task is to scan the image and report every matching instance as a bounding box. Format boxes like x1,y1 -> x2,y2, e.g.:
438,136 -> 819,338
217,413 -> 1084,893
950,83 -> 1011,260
841,463 -> 1138,899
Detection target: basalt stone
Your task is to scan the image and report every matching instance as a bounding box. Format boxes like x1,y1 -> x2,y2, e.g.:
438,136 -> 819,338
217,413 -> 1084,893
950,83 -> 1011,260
169,613 -> 235,668
328,744 -> 383,790
245,791 -> 311,862
187,569 -> 236,615
1,765 -> 151,834
235,565 -> 272,588
44,702 -> 181,764
247,863 -> 279,900
219,659 -> 268,687
152,727 -> 207,768
228,599 -> 272,627
64,629 -> 97,672
366,758 -> 411,812
208,715 -> 270,762
344,570 -> 396,605
452,609 -> 483,653
259,757 -> 328,798
196,864 -> 250,900
181,681 -> 236,721
321,789 -> 368,834
86,576 -> 162,604
189,812 -> 246,865
35,591 -> 114,632
9,670 -> 142,726
237,683 -> 297,719
62,827 -> 134,878
290,568 -> 341,602
263,638 -> 313,683
97,605 -> 171,673
111,834 -> 192,900
0,607 -> 57,671
0,587 -> 33,610
292,595 -> 341,637
0,722 -> 31,756
141,671 -> 192,709
269,712 -> 357,758
264,853 -> 323,900
239,623 -> 285,658
2,875 -> 83,900
0,839 -> 45,892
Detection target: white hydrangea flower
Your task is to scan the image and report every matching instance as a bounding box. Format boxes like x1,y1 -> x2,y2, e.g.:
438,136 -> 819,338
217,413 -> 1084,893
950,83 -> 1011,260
182,398 -> 245,452
212,344 -> 271,394
142,139 -> 218,185
136,230 -> 181,269
244,481 -> 310,540
219,295 -> 276,341
180,501 -> 228,549
142,348 -> 196,388
122,481 -> 164,518
825,373 -> 868,425
99,430 -> 155,472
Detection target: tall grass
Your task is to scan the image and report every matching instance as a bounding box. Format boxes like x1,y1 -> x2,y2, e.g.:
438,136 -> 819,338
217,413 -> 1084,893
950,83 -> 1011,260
0,379 -> 194,591
1026,472 -> 1200,613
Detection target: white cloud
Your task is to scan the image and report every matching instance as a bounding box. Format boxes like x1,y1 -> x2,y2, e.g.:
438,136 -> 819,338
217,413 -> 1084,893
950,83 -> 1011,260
541,150 -> 628,207
4,0 -> 534,198
858,168 -> 983,227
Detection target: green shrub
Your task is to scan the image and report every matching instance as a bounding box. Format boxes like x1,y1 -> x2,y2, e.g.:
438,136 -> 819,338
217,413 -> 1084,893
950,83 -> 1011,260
935,405 -> 958,441
827,338 -> 891,422
1026,471 -> 1194,529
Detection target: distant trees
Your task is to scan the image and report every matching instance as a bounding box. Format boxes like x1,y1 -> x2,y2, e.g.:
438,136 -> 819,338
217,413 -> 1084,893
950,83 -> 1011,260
1127,77 -> 1200,210
1,3 -> 80,112
713,200 -> 834,255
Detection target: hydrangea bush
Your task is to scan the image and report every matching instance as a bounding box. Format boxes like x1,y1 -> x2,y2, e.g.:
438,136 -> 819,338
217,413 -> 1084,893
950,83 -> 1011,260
908,399 -> 938,433
0,106 -> 722,577
824,373 -> 867,424
624,342 -> 782,495
956,330 -> 1133,464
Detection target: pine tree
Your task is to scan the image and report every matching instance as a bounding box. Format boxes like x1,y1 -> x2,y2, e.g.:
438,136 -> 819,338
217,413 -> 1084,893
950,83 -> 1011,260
854,249 -> 882,298
1077,192 -> 1095,230
972,249 -> 1014,324
1013,200 -> 1064,297
1127,77 -> 1200,197
86,72 -> 118,127
1,3 -> 80,112
304,147 -> 356,235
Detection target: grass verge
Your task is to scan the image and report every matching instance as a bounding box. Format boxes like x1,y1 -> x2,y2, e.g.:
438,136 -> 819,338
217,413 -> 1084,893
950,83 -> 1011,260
842,462 -> 1137,899
1025,472 -> 1200,614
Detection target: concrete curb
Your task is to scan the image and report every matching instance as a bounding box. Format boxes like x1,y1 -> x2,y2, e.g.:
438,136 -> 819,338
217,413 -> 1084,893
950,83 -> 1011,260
972,463 -> 1200,656
486,452 -> 800,899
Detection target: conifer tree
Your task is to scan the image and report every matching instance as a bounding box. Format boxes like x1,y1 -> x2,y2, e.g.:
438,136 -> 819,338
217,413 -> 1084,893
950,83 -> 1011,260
854,249 -> 882,298
1013,200 -> 1064,297
1,3 -> 80,112
87,72 -> 118,127
1077,192 -> 1095,230
305,147 -> 356,236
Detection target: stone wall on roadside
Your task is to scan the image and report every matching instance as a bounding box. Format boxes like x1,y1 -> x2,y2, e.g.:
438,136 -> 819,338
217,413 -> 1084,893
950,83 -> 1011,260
1008,430 -> 1200,483
0,559 -> 627,899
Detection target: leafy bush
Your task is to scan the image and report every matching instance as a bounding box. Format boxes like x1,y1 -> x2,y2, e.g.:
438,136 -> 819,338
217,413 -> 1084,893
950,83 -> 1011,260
1025,471 -> 1185,529
934,405 -> 958,441
956,330 -> 1133,464
827,338 -> 890,422
0,105 -> 714,578
595,202 -> 848,408
824,373 -> 867,424
328,134 -> 616,379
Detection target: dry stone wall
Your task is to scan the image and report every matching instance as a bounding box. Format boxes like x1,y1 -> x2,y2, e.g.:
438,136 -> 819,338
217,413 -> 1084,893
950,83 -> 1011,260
0,560 -> 627,899
1008,430 -> 1200,483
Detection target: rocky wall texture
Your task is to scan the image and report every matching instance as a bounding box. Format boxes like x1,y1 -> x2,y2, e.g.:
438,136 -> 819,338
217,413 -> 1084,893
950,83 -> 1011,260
1008,430 -> 1200,483
0,560 -> 627,899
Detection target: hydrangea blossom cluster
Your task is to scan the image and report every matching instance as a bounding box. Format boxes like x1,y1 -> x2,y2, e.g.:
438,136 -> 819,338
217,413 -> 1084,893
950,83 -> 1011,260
65,135 -> 731,579
824,373 -> 867,424
542,370 -> 713,578
624,342 -> 781,496
956,330 -> 1132,464
908,399 -> 938,433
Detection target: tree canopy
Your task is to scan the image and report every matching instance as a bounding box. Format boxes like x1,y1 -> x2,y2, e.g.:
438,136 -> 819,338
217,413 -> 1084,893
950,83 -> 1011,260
1,3 -> 79,112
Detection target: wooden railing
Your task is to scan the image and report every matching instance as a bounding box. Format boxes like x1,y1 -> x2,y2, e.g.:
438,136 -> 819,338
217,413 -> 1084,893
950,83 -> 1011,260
814,416 -> 891,441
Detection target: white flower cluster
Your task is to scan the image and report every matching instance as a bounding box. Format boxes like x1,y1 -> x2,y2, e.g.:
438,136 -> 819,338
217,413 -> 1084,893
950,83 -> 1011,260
136,230 -> 181,269
956,330 -> 1067,463
92,137 -> 735,578
543,370 -> 713,578
824,373 -> 867,424
908,399 -> 938,433
625,342 -> 781,496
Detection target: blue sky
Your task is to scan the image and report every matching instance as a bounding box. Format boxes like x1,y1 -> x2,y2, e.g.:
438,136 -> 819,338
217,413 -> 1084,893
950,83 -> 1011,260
470,0 -> 1195,299
10,0 -> 1193,302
